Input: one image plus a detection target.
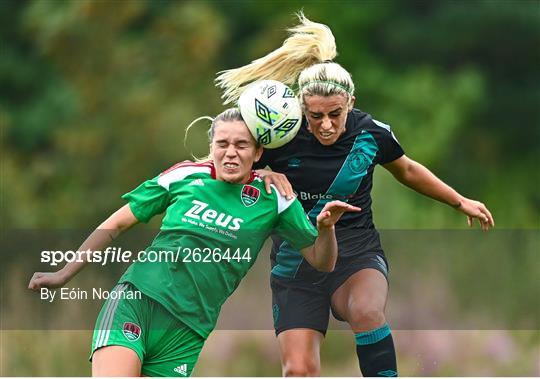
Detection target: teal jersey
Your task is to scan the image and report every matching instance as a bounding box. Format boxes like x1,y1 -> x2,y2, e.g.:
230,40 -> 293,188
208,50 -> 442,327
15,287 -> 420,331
119,161 -> 317,338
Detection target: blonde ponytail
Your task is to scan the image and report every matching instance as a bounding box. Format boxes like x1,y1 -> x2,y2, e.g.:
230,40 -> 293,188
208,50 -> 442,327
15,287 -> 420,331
216,12 -> 337,105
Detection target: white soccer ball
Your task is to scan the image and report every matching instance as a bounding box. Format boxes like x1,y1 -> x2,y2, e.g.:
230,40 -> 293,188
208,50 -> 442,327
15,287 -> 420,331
238,80 -> 302,149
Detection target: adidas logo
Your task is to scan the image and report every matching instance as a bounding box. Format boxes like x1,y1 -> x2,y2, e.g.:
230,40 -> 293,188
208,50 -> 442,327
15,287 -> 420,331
188,179 -> 204,186
174,364 -> 188,376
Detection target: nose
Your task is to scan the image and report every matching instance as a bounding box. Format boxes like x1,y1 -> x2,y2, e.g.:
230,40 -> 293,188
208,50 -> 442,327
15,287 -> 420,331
225,144 -> 237,157
321,116 -> 332,131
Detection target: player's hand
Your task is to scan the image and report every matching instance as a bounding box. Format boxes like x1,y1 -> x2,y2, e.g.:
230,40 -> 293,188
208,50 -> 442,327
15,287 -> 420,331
256,169 -> 295,200
316,201 -> 361,229
455,197 -> 494,231
28,271 -> 68,291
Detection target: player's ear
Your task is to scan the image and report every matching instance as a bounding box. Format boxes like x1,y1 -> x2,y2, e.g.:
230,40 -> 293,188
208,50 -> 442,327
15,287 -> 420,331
306,120 -> 312,132
300,98 -> 312,132
348,95 -> 356,112
254,145 -> 263,162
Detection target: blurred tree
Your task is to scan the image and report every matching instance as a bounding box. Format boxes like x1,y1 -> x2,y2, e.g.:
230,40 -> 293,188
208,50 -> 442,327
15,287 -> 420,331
1,1 -> 538,375
2,0 -> 538,228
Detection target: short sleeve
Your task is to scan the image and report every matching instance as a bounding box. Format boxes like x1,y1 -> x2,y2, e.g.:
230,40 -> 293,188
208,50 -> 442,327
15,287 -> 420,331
372,119 -> 405,164
274,198 -> 318,250
121,176 -> 170,223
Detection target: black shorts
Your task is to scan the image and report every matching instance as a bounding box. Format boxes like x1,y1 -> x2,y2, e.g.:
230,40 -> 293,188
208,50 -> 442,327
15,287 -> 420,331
270,252 -> 389,336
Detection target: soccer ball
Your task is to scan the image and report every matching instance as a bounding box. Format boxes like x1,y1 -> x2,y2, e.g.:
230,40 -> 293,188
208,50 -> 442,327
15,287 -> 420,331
238,80 -> 302,149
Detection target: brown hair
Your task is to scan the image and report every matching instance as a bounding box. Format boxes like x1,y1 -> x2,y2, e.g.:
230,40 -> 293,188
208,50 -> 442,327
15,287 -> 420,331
185,108 -> 259,161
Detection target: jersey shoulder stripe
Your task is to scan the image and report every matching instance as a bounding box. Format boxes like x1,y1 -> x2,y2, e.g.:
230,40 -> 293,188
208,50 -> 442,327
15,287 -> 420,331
373,119 -> 391,132
157,161 -> 212,190
270,184 -> 295,214
373,119 -> 400,144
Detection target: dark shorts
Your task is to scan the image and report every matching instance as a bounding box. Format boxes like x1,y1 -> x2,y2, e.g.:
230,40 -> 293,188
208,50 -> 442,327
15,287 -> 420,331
270,252 -> 389,335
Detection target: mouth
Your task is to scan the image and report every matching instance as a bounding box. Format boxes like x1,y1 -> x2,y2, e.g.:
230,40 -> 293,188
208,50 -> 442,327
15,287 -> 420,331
319,131 -> 334,139
223,162 -> 239,171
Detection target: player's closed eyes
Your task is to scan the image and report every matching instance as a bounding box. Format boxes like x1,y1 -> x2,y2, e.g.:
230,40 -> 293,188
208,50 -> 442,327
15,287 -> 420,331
216,142 -> 250,149
309,113 -> 341,119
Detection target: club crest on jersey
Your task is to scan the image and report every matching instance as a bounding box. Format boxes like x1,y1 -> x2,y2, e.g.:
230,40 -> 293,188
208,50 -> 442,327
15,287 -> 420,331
348,150 -> 371,174
241,185 -> 260,207
122,322 -> 141,342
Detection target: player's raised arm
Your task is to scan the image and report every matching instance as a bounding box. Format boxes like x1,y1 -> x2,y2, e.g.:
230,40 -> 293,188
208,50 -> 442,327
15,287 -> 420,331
300,201 -> 361,272
383,155 -> 494,230
28,204 -> 139,291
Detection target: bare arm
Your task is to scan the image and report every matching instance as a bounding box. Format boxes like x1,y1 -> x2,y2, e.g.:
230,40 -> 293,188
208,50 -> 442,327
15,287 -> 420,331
383,155 -> 494,230
300,201 -> 361,272
28,204 -> 139,291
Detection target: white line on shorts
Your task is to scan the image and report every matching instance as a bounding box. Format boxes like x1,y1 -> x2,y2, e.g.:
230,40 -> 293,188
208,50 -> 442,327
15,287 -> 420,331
96,283 -> 127,348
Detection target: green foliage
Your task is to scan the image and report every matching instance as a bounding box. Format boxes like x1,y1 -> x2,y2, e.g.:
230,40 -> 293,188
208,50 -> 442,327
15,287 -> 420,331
1,0 -> 538,375
2,0 -> 538,228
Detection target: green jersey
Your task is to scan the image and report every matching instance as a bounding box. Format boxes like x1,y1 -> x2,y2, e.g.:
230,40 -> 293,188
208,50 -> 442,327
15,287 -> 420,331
119,161 -> 317,338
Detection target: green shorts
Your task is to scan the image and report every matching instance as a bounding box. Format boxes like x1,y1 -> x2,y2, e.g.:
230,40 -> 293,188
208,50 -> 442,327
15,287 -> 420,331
91,282 -> 205,377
